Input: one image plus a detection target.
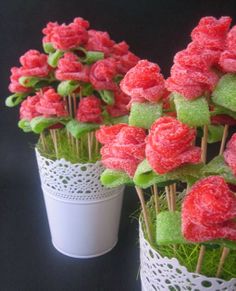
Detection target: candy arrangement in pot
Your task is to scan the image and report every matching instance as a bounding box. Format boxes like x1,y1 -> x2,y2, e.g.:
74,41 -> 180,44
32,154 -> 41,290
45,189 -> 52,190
98,16 -> 236,288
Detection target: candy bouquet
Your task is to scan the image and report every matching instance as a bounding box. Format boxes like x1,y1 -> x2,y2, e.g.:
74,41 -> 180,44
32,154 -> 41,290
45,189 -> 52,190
5,17 -> 140,258
97,17 -> 236,290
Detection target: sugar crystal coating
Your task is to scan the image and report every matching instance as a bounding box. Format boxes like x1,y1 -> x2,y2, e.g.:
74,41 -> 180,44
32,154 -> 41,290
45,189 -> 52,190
182,176 -> 236,242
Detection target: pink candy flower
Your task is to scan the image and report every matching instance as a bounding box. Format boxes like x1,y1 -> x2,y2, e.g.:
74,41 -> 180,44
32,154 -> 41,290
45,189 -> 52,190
76,96 -> 102,124
43,17 -> 89,50
86,30 -> 115,56
146,117 -> 201,174
120,60 -> 165,104
106,89 -> 130,117
19,50 -> 50,78
89,58 -> 117,90
9,67 -> 31,93
20,95 -> 41,120
56,52 -> 90,82
96,124 -> 146,176
166,16 -> 231,99
224,133 -> 236,176
219,26 -> 236,72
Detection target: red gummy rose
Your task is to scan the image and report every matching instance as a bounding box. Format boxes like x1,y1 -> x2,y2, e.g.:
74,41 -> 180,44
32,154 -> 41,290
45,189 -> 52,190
35,88 -> 68,117
106,89 -> 130,117
120,60 -> 165,104
224,133 -> 236,176
219,26 -> 236,72
76,96 -> 102,124
182,176 -> 236,242
45,18 -> 89,50
56,52 -> 90,82
89,58 -> 117,90
146,117 -> 201,174
9,67 -> 31,93
20,95 -> 40,120
96,124 -> 146,176
19,50 -> 50,78
191,16 -> 231,51
211,115 -> 236,126
85,30 -> 115,56
112,41 -> 140,74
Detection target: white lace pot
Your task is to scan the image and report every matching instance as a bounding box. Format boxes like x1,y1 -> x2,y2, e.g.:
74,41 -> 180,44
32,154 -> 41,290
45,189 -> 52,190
139,222 -> 236,291
35,149 -> 124,258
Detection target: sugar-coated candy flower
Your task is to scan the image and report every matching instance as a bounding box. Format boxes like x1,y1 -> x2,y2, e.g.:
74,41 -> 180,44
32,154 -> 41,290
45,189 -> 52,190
106,89 -> 130,117
219,26 -> 236,72
182,176 -> 236,242
146,117 -> 201,174
191,16 -> 231,51
224,133 -> 236,176
9,67 -> 31,93
112,41 -> 140,74
95,124 -> 127,144
20,95 -> 41,120
19,50 -> 50,78
35,88 -> 68,117
85,30 -> 115,56
120,60 -> 165,104
43,18 -> 89,50
89,58 -> 117,90
56,52 -> 90,82
96,124 -> 146,176
76,96 -> 102,124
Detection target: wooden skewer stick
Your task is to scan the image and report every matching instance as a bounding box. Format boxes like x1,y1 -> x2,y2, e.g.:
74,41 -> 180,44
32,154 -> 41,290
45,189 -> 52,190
72,94 -> 77,117
153,184 -> 160,214
170,184 -> 176,211
196,245 -> 206,273
216,124 -> 230,277
216,247 -> 230,277
219,125 -> 229,155
201,125 -> 208,164
40,132 -> 47,151
87,132 -> 92,161
165,186 -> 171,211
50,129 -> 58,159
196,124 -> 208,273
75,138 -> 79,157
135,186 -> 153,243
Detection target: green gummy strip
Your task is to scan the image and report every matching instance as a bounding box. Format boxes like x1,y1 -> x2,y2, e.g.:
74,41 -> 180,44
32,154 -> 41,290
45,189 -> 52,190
207,125 -> 224,144
174,93 -> 210,126
156,211 -> 187,245
129,102 -> 162,129
212,73 -> 236,112
100,169 -> 133,187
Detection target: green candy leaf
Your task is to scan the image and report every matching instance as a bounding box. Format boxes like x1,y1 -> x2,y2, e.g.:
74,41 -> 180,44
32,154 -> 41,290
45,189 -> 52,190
30,117 -> 58,134
198,125 -> 224,144
43,42 -> 56,54
5,93 -> 27,107
18,119 -> 32,133
174,93 -> 210,126
83,51 -> 104,64
113,75 -> 123,84
201,155 -> 236,184
66,119 -> 99,138
156,211 -> 187,245
212,74 -> 236,112
111,115 -> 129,125
57,80 -> 80,97
81,83 -> 94,96
48,50 -> 64,68
129,102 -> 162,129
19,76 -> 42,88
100,169 -> 133,188
98,90 -> 114,105
134,159 -> 202,188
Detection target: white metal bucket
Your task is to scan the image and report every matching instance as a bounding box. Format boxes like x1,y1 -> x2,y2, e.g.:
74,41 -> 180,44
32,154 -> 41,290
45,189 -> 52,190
36,149 -> 124,258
